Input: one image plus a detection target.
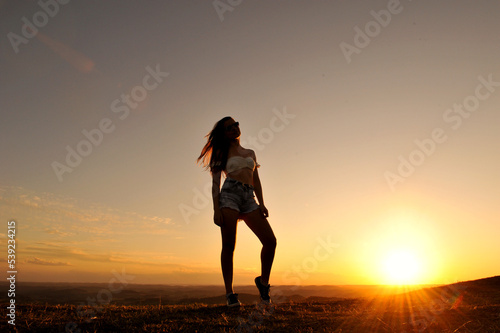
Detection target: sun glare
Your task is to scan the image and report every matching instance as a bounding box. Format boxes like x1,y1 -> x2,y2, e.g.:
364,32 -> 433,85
382,250 -> 422,285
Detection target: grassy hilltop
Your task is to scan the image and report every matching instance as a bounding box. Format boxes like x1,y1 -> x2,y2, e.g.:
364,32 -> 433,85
2,276 -> 499,332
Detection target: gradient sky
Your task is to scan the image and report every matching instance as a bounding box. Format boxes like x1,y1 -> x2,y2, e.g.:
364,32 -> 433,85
1,0 -> 499,286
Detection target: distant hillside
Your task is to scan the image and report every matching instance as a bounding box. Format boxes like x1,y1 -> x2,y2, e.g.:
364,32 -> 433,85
1,276 -> 497,307
1,276 -> 499,332
414,275 -> 500,306
0,281 -> 427,306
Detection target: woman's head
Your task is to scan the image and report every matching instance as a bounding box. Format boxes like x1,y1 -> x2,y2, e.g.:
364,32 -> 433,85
197,116 -> 239,173
223,118 -> 240,141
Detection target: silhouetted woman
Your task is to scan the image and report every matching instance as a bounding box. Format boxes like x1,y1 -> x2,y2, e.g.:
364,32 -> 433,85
198,117 -> 277,307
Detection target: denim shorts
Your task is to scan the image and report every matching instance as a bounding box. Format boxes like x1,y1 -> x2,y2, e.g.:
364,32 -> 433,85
219,177 -> 260,214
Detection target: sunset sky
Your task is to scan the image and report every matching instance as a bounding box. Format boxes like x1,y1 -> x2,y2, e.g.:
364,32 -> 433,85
1,0 -> 499,287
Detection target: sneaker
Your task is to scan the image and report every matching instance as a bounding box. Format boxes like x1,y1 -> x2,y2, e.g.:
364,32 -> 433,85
254,276 -> 271,304
226,293 -> 241,307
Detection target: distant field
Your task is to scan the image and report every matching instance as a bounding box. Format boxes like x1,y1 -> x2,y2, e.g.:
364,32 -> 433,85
0,281 -> 430,306
2,276 -> 499,332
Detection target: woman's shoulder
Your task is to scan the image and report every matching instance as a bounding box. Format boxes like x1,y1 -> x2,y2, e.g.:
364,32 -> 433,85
242,148 -> 256,159
239,146 -> 254,154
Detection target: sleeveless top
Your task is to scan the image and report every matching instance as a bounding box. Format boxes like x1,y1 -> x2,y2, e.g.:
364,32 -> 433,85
225,156 -> 259,174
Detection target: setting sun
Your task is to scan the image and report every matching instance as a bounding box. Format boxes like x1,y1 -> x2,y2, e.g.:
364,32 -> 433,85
382,250 -> 422,285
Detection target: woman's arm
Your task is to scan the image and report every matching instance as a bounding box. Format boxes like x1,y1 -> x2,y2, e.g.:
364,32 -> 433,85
252,159 -> 269,218
212,170 -> 221,209
212,170 -> 223,225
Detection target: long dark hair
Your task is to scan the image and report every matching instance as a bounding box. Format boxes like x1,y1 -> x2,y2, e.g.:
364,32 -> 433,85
197,116 -> 232,173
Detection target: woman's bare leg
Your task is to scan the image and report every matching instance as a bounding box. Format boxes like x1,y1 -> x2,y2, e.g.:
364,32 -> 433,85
243,209 -> 277,285
220,208 -> 240,294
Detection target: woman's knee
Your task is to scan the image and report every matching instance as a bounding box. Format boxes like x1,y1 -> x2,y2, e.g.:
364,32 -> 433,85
264,235 -> 277,249
222,242 -> 236,253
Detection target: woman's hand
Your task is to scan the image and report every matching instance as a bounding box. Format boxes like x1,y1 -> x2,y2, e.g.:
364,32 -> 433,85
259,205 -> 269,218
214,209 -> 224,227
